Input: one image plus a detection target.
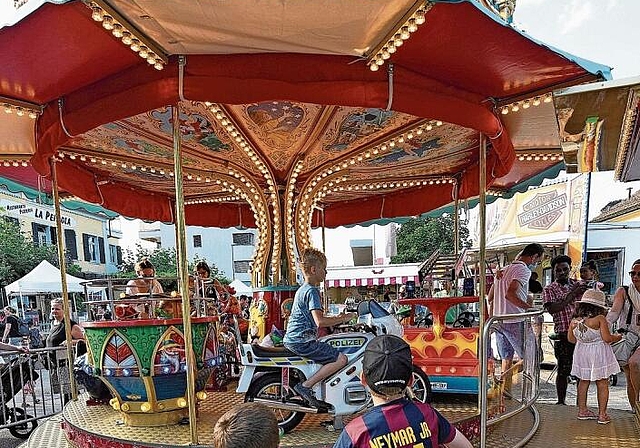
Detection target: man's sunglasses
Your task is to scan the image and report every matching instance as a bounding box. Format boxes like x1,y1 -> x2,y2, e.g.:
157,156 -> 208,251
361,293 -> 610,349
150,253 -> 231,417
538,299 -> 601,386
629,271 -> 640,277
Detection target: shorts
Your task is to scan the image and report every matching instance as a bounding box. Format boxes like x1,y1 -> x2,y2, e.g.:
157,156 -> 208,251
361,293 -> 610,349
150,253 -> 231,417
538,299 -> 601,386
495,322 -> 524,360
553,332 -> 575,377
284,340 -> 339,365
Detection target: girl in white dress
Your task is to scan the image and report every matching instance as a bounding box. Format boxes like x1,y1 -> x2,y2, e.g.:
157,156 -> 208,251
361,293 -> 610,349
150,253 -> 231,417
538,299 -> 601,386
568,289 -> 622,424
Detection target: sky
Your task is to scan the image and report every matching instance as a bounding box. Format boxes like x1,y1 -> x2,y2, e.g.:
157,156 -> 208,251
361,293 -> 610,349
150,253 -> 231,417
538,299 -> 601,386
313,0 -> 640,266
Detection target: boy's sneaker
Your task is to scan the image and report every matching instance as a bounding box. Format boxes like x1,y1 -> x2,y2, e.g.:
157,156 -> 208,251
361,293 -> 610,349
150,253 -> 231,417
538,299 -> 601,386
293,383 -> 331,409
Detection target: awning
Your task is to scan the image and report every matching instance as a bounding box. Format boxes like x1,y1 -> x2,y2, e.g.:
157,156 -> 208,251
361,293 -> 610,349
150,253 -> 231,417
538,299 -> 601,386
325,263 -> 420,288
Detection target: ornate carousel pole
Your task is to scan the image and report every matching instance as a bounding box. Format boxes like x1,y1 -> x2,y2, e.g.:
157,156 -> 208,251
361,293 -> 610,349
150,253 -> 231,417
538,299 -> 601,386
50,157 -> 79,400
171,100 -> 198,444
478,133 -> 489,447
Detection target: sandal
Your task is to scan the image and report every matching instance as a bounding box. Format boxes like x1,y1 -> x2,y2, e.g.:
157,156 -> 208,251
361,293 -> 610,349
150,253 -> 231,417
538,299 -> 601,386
577,410 -> 597,420
597,414 -> 611,425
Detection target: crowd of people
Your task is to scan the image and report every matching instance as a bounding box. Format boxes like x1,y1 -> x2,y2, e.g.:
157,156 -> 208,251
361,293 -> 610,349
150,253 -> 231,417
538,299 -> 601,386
3,246 -> 639,445
487,242 -> 640,427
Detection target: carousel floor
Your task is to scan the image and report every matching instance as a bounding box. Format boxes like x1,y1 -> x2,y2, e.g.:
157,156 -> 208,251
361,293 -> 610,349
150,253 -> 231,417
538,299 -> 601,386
20,389 -> 640,447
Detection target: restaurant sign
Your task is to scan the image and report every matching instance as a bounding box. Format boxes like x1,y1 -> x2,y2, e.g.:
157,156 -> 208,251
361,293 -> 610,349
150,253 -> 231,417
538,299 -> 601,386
517,190 -> 567,231
0,197 -> 76,228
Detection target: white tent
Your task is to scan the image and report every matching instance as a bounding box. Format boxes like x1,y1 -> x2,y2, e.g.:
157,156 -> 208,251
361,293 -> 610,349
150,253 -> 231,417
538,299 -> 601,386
229,279 -> 252,296
4,260 -> 86,295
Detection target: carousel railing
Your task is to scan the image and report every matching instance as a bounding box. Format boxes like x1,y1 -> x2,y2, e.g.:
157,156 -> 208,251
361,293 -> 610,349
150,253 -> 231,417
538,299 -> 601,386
480,309 -> 544,448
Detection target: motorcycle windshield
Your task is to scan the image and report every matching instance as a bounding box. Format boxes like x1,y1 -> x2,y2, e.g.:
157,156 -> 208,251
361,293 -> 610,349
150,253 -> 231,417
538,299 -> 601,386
358,300 -> 389,319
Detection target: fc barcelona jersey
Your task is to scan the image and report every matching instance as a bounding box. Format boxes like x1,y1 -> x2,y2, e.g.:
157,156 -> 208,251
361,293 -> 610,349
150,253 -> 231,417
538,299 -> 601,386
333,398 -> 455,448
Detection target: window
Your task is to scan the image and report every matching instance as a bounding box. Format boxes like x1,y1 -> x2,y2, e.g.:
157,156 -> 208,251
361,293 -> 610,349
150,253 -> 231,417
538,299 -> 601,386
193,234 -> 202,248
31,223 -> 54,246
109,244 -> 118,263
233,260 -> 251,274
82,233 -> 105,263
232,233 -> 254,246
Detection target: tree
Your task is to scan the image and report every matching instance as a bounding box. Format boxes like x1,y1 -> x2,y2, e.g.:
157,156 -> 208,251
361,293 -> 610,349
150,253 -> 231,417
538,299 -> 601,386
391,215 -> 471,264
0,216 -> 59,286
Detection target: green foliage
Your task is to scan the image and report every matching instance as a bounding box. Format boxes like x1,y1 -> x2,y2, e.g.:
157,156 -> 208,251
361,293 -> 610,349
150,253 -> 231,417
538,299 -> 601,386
118,244 -> 230,291
391,215 -> 471,263
0,216 -> 59,286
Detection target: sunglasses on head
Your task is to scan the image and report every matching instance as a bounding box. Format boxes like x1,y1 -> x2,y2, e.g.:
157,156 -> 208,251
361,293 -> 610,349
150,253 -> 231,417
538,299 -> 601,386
629,271 -> 640,277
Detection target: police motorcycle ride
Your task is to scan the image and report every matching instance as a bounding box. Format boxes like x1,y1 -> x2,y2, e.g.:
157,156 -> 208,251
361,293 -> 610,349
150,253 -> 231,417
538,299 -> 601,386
235,299 -> 432,433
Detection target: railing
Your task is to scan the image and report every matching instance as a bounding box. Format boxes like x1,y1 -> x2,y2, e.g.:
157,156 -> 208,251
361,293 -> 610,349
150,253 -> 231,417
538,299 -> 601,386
480,309 -> 544,448
0,346 -> 75,438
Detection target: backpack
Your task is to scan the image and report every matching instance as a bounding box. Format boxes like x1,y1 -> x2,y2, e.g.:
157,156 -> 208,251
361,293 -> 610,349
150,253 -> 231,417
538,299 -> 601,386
17,318 -> 30,336
29,327 -> 43,349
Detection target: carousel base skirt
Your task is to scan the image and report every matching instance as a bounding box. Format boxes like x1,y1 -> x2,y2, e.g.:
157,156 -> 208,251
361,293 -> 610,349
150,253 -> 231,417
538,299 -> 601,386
59,389 -> 483,447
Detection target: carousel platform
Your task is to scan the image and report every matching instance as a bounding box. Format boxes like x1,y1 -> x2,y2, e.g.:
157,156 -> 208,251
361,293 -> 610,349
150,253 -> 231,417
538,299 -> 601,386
19,389 -> 640,448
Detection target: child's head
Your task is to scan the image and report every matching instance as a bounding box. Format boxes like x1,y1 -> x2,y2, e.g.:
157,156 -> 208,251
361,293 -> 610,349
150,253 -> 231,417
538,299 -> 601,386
362,335 -> 413,398
579,260 -> 598,281
574,289 -> 607,317
213,402 -> 279,448
300,248 -> 327,282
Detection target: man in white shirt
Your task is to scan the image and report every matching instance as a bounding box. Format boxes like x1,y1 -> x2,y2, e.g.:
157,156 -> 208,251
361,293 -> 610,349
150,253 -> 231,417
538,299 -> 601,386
488,243 -> 544,392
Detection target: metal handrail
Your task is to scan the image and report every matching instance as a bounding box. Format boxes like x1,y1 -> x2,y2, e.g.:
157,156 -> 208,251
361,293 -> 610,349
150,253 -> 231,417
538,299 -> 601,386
480,309 -> 544,448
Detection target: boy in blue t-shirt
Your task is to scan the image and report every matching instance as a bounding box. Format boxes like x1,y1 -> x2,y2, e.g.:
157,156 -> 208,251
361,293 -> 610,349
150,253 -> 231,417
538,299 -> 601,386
283,248 -> 356,408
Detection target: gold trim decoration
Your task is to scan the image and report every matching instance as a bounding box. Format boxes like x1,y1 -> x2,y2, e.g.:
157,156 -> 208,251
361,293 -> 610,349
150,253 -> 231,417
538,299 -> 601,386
367,2 -> 434,72
499,93 -> 553,115
203,102 -> 282,285
84,0 -> 169,70
614,89 -> 640,181
1,95 -> 43,119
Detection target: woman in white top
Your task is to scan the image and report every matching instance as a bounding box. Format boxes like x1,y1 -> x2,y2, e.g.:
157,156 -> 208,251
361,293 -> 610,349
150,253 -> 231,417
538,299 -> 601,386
606,258 -> 640,412
126,258 -> 164,295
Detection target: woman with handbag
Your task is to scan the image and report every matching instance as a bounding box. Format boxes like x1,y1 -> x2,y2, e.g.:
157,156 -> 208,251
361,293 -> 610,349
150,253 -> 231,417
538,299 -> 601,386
607,259 -> 640,412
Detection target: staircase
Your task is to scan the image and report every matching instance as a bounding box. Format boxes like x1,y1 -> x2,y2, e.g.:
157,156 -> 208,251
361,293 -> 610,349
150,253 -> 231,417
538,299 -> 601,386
419,250 -> 459,282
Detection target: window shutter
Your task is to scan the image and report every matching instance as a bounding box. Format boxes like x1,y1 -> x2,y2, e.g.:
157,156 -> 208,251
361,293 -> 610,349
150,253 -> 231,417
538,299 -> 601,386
65,229 -> 78,260
82,233 -> 91,261
31,222 -> 38,244
116,246 -> 123,265
49,226 -> 57,245
98,237 -> 106,264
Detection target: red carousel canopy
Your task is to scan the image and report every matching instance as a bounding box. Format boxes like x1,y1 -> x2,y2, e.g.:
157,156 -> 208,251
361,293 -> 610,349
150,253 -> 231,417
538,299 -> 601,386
0,0 -> 610,229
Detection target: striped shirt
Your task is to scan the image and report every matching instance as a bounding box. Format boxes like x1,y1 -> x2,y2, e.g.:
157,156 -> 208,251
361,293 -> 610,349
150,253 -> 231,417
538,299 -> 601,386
333,398 -> 455,448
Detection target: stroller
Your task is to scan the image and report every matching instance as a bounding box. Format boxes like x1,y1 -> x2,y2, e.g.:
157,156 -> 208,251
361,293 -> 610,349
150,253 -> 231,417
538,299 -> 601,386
0,355 -> 39,439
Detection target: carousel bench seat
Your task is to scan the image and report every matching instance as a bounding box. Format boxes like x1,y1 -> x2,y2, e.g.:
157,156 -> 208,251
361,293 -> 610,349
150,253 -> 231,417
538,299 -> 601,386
251,344 -> 297,358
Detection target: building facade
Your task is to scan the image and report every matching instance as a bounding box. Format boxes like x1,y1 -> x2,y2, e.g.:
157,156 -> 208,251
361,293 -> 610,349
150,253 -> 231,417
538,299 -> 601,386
139,222 -> 256,284
0,177 -> 122,275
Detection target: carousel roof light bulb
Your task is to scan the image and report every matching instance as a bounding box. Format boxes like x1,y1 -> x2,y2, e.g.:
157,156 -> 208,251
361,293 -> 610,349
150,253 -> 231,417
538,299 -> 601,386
102,16 -> 115,30
381,49 -> 391,60
112,24 -> 124,38
130,39 -> 140,52
387,43 -> 396,53
511,103 -> 520,112
533,97 -> 541,106
416,129 -> 423,135
415,9 -> 426,24
522,100 -> 531,109
544,94 -> 552,103
154,61 -> 164,70
121,31 -> 132,45
91,6 -> 103,21
407,19 -> 418,32
393,34 -> 403,47
501,106 -> 509,115
400,27 -> 410,39
436,121 -> 443,126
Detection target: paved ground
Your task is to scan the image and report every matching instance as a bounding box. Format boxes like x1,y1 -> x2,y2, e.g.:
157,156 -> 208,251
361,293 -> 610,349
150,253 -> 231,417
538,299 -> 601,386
0,365 -> 633,447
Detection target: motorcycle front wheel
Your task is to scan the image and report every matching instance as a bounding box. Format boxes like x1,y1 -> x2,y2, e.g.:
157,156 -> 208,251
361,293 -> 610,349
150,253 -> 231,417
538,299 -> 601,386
245,372 -> 305,433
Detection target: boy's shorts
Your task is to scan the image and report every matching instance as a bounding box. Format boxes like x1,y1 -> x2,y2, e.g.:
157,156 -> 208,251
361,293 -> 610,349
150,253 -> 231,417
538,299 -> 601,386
284,340 -> 340,365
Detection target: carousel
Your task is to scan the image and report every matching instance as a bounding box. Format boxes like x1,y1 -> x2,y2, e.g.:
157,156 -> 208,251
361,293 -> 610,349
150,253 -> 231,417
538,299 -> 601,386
2,0 -> 636,447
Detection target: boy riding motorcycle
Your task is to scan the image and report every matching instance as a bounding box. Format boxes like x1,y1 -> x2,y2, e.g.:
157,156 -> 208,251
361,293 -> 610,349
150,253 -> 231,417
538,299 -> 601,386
283,248 -> 356,408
